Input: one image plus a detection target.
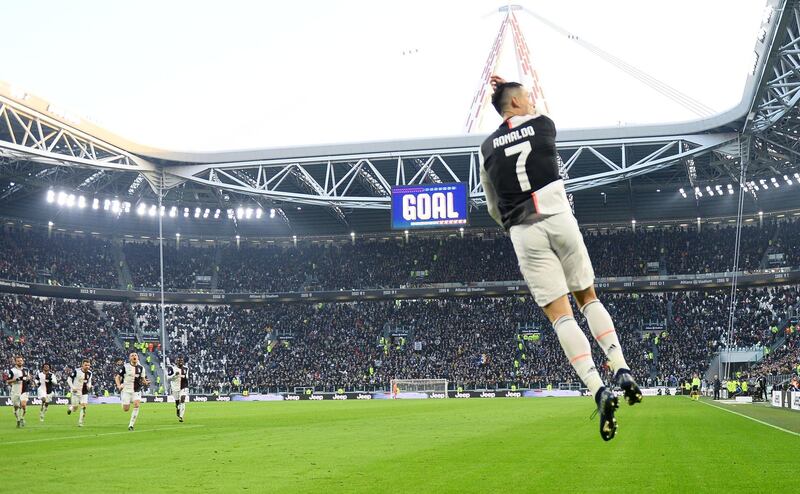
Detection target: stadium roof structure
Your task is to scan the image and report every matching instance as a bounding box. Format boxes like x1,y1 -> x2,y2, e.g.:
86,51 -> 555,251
0,0 -> 798,238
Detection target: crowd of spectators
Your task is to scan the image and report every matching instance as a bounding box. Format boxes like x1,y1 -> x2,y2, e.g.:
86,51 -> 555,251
123,242 -> 215,290
0,228 -> 117,288
2,284 -> 798,395
3,220 -> 800,292
128,287 -> 799,393
0,295 -> 121,394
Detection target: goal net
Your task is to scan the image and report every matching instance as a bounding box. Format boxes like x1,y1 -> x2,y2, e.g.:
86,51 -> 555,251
390,379 -> 448,398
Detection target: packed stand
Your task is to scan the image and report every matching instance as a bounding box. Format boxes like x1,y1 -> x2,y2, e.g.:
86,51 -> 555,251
0,228 -> 118,288
123,242 -> 216,291
0,295 -> 122,395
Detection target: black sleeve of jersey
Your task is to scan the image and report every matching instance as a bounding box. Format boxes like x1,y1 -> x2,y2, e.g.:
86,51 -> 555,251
116,366 -> 125,377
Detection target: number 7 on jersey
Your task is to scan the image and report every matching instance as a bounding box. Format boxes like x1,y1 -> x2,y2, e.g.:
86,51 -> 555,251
504,141 -> 532,190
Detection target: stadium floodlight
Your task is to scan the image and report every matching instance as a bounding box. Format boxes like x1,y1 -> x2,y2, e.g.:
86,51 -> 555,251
137,203 -> 146,216
269,208 -> 276,219
46,190 -> 55,203
176,233 -> 181,238
631,219 -> 636,225
771,177 -> 779,188
255,208 -> 262,219
297,206 -> 302,210
235,235 -> 240,240
111,200 -> 121,213
227,209 -> 234,219
292,235 -> 297,240
214,209 -> 221,219
236,208 -> 244,219
705,186 -> 714,196
169,206 -> 177,218
148,205 -> 157,217
159,206 -> 165,217
784,175 -> 792,185
77,195 -> 86,209
194,207 -> 201,218
794,173 -> 800,180
57,191 -> 67,206
759,211 -> 764,216
48,221 -> 53,227
92,198 -> 100,209
350,231 -> 355,237
66,194 -> 75,208
123,201 -> 131,213
714,185 -> 722,195
184,207 -> 190,218
459,227 -> 465,232
245,208 -> 253,219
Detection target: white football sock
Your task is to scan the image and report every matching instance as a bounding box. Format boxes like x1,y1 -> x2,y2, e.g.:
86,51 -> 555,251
179,402 -> 185,419
79,408 -> 85,425
581,299 -> 629,373
129,408 -> 139,427
553,315 -> 604,396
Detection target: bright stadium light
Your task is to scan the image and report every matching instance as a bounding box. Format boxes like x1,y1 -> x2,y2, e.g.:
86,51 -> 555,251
77,195 -> 86,209
705,186 -> 714,196
269,208 -> 276,219
57,191 -> 67,206
48,221 -> 54,227
169,206 -> 177,218
137,203 -> 146,216
149,205 -> 157,217
227,209 -> 234,219
350,231 -> 355,237
235,235 -> 240,240
176,233 -> 181,238
111,200 -> 121,213
66,194 -> 75,208
256,208 -> 262,219
103,199 -> 111,211
236,208 -> 244,219
123,201 -> 131,213
771,177 -> 779,188
203,208 -> 210,219
92,198 -> 100,209
184,207 -> 190,218
245,208 -> 253,219
784,174 -> 792,185
46,190 -> 55,203
714,185 -> 722,195
194,207 -> 201,218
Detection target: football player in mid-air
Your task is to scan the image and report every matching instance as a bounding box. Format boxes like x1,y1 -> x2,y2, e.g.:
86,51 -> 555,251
115,352 -> 149,431
4,355 -> 32,428
36,363 -> 58,422
167,357 -> 189,422
479,76 -> 643,440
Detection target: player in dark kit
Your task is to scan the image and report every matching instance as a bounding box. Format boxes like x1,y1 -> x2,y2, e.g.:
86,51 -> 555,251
479,76 -> 642,441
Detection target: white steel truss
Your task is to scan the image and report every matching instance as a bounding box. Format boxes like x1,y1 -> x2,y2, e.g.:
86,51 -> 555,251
163,133 -> 735,209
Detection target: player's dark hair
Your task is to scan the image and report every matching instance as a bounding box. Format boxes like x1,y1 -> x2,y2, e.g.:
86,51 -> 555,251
491,82 -> 524,115
82,359 -> 90,364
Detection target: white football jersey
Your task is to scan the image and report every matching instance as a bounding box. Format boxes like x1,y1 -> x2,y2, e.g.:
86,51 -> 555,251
36,371 -> 57,395
167,364 -> 188,390
70,368 -> 93,394
118,363 -> 146,393
6,367 -> 32,394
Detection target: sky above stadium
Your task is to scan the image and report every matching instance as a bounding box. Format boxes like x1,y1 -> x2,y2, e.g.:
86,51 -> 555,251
2,0 -> 767,152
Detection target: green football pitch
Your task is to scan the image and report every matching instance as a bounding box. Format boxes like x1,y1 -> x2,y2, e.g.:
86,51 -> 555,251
1,396 -> 797,493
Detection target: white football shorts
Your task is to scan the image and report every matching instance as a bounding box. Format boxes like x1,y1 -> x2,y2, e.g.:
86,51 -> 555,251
509,211 -> 595,307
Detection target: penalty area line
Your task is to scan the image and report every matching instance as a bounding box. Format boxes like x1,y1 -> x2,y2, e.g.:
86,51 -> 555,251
697,399 -> 799,437
4,424 -> 205,445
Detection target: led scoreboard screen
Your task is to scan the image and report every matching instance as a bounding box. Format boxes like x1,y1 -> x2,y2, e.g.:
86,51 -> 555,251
391,182 -> 468,230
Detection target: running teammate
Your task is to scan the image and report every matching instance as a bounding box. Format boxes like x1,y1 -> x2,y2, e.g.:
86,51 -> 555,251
115,352 -> 149,431
4,355 -> 32,428
67,359 -> 92,427
36,363 -> 58,422
167,357 -> 188,422
479,77 -> 643,441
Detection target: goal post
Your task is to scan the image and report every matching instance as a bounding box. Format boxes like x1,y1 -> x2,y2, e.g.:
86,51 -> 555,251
390,378 -> 448,398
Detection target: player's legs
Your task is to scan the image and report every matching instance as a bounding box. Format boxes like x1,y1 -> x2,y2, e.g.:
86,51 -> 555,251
128,394 -> 142,430
573,286 -> 630,374
549,213 -> 642,405
121,391 -> 132,412
179,393 -> 187,421
78,395 -> 88,426
11,394 -> 21,426
510,222 -> 604,398
19,394 -> 27,426
40,393 -> 49,421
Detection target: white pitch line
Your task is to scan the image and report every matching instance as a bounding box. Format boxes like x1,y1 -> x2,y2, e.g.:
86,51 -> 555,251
4,424 -> 205,445
697,399 -> 800,437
